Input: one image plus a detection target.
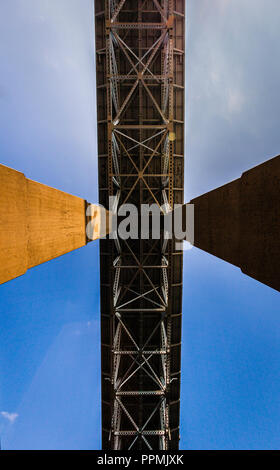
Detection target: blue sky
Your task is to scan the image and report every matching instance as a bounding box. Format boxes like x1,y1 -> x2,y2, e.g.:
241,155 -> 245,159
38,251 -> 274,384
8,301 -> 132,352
0,0 -> 280,450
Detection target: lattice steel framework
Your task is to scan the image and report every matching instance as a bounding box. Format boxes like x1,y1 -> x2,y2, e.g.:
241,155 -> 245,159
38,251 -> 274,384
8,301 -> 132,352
95,0 -> 185,450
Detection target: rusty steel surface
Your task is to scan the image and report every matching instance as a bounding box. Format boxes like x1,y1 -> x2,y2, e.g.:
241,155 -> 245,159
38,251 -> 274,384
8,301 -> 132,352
95,0 -> 185,450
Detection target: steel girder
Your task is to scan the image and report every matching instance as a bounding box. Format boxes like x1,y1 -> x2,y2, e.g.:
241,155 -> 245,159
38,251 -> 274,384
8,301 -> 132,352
95,0 -> 185,450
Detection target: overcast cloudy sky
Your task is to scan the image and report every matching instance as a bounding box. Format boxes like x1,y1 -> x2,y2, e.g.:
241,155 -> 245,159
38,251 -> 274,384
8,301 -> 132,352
0,0 -> 280,450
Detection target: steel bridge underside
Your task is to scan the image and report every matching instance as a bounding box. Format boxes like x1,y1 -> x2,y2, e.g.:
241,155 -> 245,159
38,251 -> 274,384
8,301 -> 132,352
95,0 -> 185,450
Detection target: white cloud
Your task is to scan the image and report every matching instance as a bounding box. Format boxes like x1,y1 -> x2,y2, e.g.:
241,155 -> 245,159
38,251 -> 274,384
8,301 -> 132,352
1,412 -> 19,424
227,88 -> 245,114
216,0 -> 230,13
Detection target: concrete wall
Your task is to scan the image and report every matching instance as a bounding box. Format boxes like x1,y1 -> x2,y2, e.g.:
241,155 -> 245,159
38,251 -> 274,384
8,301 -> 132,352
0,164 -> 87,284
190,155 -> 280,292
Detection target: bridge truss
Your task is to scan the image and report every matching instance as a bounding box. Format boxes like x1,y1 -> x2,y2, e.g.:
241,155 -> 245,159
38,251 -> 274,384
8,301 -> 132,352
95,0 -> 185,450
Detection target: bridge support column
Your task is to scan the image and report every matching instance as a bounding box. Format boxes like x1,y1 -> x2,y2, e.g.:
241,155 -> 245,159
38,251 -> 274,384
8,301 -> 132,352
0,164 -> 103,285
189,155 -> 280,291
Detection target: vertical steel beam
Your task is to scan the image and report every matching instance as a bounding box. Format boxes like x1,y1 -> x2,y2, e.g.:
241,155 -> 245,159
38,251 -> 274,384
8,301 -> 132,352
95,0 -> 185,450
